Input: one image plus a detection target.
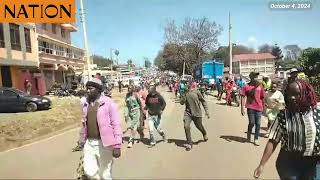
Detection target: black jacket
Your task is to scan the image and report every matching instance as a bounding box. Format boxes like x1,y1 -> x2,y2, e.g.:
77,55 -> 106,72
145,92 -> 166,115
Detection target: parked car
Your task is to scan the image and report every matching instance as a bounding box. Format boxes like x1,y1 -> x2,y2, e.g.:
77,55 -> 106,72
0,87 -> 51,112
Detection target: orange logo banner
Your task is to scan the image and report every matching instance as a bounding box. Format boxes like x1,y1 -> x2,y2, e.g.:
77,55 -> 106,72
0,0 -> 76,23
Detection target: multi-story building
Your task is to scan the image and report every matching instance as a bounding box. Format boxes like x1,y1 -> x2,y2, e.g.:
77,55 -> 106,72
36,23 -> 85,91
232,53 -> 276,78
0,23 -> 41,94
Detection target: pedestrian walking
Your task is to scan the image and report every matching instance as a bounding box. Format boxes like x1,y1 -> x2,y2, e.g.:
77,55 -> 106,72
118,80 -> 122,93
24,79 -> 32,95
81,78 -> 122,179
254,79 -> 320,180
144,84 -> 167,147
216,77 -> 223,100
224,78 -> 235,105
136,86 -> 148,139
180,84 -> 210,151
240,72 -> 266,146
125,85 -> 143,148
264,82 -> 285,135
236,76 -> 246,90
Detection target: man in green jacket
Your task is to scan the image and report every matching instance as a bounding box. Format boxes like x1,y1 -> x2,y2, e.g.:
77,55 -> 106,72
180,84 -> 210,151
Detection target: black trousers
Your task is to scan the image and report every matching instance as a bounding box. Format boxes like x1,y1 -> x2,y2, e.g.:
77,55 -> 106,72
276,149 -> 317,180
183,113 -> 207,145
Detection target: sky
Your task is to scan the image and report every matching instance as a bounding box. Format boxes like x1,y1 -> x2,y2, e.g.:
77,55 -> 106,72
72,0 -> 320,66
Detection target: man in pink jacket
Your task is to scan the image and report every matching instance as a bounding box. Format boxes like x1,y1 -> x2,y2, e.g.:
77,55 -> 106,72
82,78 -> 122,179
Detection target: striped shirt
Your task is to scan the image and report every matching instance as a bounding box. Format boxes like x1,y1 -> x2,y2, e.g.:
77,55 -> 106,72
269,103 -> 320,156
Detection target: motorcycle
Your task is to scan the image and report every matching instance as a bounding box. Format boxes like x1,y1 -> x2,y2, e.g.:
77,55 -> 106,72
230,87 -> 240,107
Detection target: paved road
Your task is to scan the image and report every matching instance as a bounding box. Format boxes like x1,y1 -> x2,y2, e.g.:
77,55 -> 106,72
0,89 -> 279,179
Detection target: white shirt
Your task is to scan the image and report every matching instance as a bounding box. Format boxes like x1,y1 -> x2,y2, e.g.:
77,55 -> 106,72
265,90 -> 285,109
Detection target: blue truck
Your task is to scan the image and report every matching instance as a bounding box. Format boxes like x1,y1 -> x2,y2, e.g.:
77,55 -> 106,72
193,60 -> 224,82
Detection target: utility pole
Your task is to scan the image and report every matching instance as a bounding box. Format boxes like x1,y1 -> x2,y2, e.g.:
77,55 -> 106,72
79,0 -> 91,79
182,60 -> 186,78
229,12 -> 232,75
110,48 -> 113,79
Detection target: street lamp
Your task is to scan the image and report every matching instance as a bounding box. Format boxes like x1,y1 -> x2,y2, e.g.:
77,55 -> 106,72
109,48 -> 119,79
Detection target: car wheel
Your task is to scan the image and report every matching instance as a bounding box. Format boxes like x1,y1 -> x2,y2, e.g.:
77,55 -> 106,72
26,102 -> 38,112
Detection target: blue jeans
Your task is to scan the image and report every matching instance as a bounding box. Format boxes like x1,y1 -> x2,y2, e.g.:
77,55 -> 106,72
148,114 -> 164,144
247,109 -> 262,140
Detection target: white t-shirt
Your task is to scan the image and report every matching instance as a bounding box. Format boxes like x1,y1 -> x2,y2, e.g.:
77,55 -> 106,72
265,90 -> 285,121
265,90 -> 285,108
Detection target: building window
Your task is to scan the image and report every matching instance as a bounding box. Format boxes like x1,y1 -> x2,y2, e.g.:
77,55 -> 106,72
52,24 -> 57,34
266,59 -> 274,64
24,28 -> 31,53
42,23 -> 47,30
258,60 -> 265,65
61,29 -> 66,38
249,60 -> 257,66
266,67 -> 275,72
0,23 -> 4,48
9,23 -> 21,51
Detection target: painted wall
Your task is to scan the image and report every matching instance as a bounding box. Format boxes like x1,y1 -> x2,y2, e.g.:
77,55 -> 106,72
36,24 -> 71,44
0,23 -> 38,66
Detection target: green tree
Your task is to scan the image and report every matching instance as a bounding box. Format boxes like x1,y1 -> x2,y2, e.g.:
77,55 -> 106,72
91,55 -> 112,68
154,50 -> 166,70
212,45 -> 255,67
163,17 -> 223,74
271,44 -> 284,72
127,59 -> 133,70
299,48 -> 320,77
298,48 -> 320,95
144,57 -> 152,69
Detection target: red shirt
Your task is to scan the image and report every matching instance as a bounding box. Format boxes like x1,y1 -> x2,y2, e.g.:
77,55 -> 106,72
240,83 -> 266,112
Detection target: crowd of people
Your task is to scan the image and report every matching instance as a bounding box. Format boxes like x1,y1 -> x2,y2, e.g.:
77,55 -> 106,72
73,68 -> 320,180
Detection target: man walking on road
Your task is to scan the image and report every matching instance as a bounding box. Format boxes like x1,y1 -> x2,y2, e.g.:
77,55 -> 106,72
82,78 -> 122,179
145,84 -> 167,147
180,84 -> 210,151
240,72 -> 266,146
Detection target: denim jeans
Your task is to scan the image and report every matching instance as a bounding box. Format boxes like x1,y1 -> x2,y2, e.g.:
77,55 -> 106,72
148,114 -> 164,144
247,108 -> 262,140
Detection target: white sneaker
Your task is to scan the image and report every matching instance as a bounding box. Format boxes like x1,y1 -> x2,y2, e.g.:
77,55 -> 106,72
127,141 -> 133,148
254,139 -> 260,146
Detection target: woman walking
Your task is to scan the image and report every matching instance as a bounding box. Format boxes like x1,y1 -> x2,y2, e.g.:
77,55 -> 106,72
254,79 -> 320,179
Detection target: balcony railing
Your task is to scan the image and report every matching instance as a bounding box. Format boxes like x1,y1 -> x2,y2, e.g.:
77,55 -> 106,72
39,47 -> 84,60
